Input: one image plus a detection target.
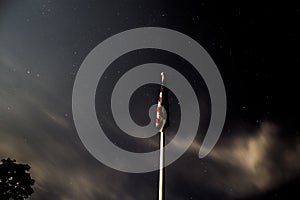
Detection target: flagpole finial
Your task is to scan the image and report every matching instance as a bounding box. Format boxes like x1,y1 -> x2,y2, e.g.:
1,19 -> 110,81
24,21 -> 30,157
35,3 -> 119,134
161,72 -> 164,85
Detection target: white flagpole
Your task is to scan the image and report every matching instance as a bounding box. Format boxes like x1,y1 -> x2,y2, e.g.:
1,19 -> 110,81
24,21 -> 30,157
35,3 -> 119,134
159,130 -> 164,200
158,72 -> 165,200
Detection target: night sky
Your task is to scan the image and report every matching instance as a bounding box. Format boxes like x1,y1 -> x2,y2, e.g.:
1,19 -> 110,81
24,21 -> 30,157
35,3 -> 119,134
1,0 -> 300,200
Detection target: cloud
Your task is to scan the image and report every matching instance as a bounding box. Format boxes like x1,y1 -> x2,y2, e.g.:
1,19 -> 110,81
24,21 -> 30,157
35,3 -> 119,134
0,66 -> 154,200
177,122 -> 300,198
0,105 -> 141,200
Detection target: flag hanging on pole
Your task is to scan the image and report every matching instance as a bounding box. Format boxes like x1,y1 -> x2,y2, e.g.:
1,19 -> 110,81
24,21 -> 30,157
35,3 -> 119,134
156,72 -> 167,132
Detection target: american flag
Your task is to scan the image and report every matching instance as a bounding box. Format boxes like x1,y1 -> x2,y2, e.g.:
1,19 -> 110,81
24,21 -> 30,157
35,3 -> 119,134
156,73 -> 167,132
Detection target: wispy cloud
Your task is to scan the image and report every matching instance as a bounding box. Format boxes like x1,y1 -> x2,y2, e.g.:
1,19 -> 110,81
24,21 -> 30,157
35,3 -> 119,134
176,122 -> 300,198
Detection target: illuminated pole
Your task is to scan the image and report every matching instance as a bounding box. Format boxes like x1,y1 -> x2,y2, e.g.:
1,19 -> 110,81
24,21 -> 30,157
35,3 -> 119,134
156,72 -> 166,200
159,129 -> 164,200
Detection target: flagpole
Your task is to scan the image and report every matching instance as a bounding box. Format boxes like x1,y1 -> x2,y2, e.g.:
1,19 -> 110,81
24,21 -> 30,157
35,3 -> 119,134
159,130 -> 164,200
155,72 -> 166,200
158,72 -> 165,200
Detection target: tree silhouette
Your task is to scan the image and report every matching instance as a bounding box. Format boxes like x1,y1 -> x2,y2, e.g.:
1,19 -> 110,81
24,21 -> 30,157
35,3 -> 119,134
0,158 -> 35,200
